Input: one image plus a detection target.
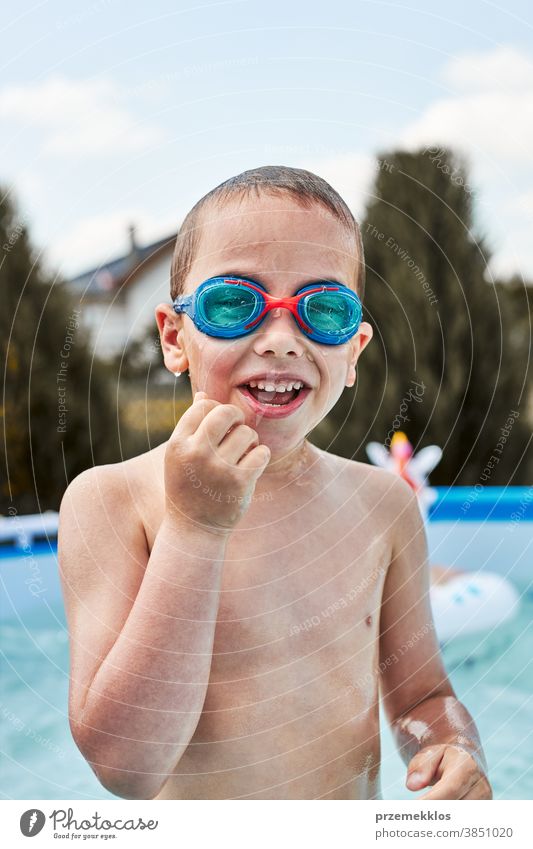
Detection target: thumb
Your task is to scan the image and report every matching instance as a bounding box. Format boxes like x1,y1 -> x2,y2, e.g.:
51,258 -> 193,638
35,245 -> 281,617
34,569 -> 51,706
406,746 -> 444,791
193,390 -> 208,401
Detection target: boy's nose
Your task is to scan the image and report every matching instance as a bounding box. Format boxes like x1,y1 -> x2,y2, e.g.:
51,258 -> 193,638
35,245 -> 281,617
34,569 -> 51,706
252,306 -> 305,357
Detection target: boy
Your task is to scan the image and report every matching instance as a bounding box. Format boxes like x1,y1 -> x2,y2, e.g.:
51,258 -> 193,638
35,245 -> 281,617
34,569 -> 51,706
58,166 -> 491,800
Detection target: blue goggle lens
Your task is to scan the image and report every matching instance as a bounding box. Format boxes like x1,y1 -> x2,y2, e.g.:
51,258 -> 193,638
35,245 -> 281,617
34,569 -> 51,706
201,284 -> 257,327
303,291 -> 357,333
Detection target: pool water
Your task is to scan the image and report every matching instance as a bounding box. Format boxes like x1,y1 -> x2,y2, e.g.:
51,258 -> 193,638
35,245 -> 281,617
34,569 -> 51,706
379,583 -> 533,799
1,554 -> 532,800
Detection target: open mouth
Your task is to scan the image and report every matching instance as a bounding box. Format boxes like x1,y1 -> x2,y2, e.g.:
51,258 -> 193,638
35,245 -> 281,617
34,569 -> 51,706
237,379 -> 311,417
242,382 -> 302,406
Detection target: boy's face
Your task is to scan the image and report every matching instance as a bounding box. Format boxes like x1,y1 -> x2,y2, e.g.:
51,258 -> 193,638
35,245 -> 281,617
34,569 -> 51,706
156,193 -> 372,456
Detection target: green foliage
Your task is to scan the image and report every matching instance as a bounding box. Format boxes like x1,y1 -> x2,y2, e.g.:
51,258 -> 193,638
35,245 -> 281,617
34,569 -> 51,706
2,147 -> 530,514
310,149 -> 532,484
1,188 -> 124,513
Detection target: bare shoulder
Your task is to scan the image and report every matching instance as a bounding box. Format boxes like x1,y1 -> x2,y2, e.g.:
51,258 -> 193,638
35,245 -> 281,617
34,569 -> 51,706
320,448 -> 414,499
317,447 -> 419,527
348,459 -> 425,552
57,443 -> 168,590
60,441 -> 166,524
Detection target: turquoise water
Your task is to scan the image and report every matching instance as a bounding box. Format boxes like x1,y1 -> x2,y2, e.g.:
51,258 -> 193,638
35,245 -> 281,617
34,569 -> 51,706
1,553 -> 532,800
379,587 -> 533,800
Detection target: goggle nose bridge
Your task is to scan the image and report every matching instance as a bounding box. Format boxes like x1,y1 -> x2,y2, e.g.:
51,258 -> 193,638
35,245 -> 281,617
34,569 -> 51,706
244,295 -> 311,333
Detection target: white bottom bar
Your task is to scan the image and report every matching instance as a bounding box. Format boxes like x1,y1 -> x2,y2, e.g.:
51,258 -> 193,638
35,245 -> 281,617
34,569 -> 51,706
3,799 -> 531,848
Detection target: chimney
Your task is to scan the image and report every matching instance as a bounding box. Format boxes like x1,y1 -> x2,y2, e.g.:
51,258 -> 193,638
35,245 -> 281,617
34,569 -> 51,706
128,223 -> 138,255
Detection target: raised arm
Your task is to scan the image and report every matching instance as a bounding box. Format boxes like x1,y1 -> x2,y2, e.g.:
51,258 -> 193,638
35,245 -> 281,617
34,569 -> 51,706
59,391 -> 271,799
379,477 -> 492,800
59,465 -> 229,799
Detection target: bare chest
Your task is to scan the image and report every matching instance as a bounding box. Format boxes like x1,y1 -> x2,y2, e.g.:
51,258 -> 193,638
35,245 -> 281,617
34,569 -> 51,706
144,473 -> 391,797
210,500 -> 389,698
146,483 -> 391,711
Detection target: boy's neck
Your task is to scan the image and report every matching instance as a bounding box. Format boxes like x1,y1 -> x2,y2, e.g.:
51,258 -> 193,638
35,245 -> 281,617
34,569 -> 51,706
257,438 -> 321,490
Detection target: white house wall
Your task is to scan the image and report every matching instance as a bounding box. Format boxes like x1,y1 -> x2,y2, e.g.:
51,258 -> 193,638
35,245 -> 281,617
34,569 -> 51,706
125,253 -> 172,345
77,300 -> 128,359
74,251 -> 172,359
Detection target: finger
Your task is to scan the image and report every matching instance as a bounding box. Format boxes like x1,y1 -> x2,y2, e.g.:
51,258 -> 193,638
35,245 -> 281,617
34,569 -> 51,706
217,424 -> 260,463
418,773 -> 471,800
417,753 -> 477,800
238,443 -> 271,474
422,746 -> 484,799
174,392 -> 219,437
197,404 -> 246,447
406,747 -> 445,791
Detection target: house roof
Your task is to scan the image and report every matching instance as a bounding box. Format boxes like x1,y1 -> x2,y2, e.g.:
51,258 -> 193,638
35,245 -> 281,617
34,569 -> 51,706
68,232 -> 177,297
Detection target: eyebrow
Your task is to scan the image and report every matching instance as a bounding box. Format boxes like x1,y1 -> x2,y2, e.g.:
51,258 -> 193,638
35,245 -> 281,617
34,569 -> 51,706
215,271 -> 348,292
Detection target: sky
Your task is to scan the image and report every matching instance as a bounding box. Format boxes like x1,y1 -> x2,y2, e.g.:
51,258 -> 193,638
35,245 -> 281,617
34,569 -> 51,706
1,0 -> 533,282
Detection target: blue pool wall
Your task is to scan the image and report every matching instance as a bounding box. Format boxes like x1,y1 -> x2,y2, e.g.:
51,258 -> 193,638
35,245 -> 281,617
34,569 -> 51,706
1,486 -> 532,622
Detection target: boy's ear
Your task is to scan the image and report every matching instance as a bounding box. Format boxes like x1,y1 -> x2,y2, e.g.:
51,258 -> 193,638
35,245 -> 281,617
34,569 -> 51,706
154,304 -> 189,375
345,321 -> 373,387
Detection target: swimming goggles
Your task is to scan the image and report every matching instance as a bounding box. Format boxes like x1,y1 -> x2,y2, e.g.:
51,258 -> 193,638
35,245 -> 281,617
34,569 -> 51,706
172,276 -> 363,345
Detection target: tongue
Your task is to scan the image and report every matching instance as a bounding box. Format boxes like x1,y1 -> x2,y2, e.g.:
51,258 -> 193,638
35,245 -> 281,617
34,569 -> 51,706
248,386 -> 298,405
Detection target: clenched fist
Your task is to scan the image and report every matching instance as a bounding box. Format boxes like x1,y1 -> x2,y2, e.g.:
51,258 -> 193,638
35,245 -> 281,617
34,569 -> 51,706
164,390 -> 271,534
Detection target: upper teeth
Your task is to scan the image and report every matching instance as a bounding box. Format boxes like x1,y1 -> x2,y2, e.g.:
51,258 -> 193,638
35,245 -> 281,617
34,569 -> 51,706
247,380 -> 304,391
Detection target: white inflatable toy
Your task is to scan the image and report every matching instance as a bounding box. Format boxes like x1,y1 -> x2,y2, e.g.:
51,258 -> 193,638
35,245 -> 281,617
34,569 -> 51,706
430,570 -> 520,644
366,431 -> 520,648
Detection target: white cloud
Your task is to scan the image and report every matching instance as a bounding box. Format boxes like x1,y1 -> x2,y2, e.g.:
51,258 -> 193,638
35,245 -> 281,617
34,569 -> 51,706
397,46 -> 533,279
300,151 -> 376,215
0,75 -> 163,157
443,45 -> 533,91
298,48 -> 533,223
483,188 -> 533,280
487,246 -> 533,281
514,187 -> 533,217
401,91 -> 533,162
292,48 -> 533,281
401,47 -> 533,162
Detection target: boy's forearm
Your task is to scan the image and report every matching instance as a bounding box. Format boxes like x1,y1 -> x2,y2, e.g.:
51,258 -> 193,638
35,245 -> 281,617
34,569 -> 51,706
390,692 -> 488,776
74,515 -> 228,798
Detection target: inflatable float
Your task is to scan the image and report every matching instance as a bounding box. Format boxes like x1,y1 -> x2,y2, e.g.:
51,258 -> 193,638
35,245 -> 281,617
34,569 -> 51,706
366,432 -> 520,649
430,566 -> 520,644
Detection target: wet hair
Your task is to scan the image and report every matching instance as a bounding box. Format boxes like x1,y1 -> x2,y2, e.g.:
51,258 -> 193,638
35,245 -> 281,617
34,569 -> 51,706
170,165 -> 365,302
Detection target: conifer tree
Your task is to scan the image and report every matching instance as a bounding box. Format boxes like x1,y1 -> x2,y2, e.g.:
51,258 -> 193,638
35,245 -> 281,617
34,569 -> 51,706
1,188 -> 123,513
311,149 -> 532,485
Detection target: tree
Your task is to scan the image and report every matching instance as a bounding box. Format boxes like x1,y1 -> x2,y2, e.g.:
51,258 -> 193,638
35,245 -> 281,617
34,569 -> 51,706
310,148 -> 532,485
1,187 -> 125,514
98,323 -> 192,458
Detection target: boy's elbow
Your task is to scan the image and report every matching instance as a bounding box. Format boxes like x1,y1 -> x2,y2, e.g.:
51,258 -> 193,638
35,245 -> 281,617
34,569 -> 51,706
86,754 -> 164,800
69,716 -> 164,800
96,770 -> 163,800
